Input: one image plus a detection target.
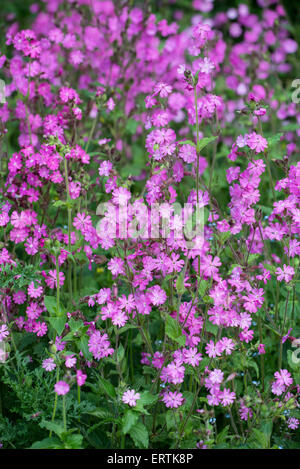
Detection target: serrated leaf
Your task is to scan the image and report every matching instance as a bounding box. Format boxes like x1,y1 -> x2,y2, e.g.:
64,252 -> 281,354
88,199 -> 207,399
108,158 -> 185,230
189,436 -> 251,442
62,433 -> 83,449
267,133 -> 283,146
249,428 -> 269,449
198,279 -> 209,297
30,437 -> 62,449
197,136 -> 217,153
48,314 -> 67,336
176,272 -> 186,295
39,420 -> 64,438
216,425 -> 230,444
129,422 -> 149,448
165,315 -> 185,346
178,140 -> 196,147
79,335 -> 93,360
44,296 -> 58,316
122,410 -> 139,434
52,200 -> 67,208
68,318 -> 84,333
97,376 -> 116,399
139,391 -> 158,407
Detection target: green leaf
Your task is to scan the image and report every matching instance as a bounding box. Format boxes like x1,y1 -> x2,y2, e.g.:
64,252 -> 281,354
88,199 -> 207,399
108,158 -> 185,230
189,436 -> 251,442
165,315 -> 186,346
247,254 -> 260,265
249,428 -> 269,449
117,343 -> 125,363
203,295 -> 213,304
30,437 -> 62,449
44,296 -> 58,316
247,359 -> 259,379
97,376 -> 116,399
68,318 -> 84,333
198,279 -> 209,297
178,140 -> 196,147
197,136 -> 217,153
117,324 -> 137,335
48,314 -> 67,336
139,391 -> 158,406
129,422 -> 149,448
52,200 -> 67,208
122,410 -> 139,434
259,420 -> 273,445
267,133 -> 283,147
176,272 -> 186,295
39,420 -> 64,438
205,321 -> 218,337
216,425 -> 230,444
125,118 -> 139,135
62,433 -> 83,449
79,335 -> 93,360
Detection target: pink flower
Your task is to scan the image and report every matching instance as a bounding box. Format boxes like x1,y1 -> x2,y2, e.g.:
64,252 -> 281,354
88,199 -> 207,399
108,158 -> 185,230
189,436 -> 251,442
55,336 -> 66,352
219,388 -> 236,406
246,132 -> 268,153
162,391 -> 184,408
28,281 -> 43,298
107,258 -> 125,276
111,309 -> 128,328
192,23 -> 211,46
276,265 -> 295,282
112,187 -> 131,206
76,370 -> 87,387
73,212 -> 92,231
88,330 -> 114,360
69,181 -> 81,199
0,324 -> 9,341
65,354 -> 77,368
205,340 -> 222,358
271,380 -> 285,396
209,369 -> 224,385
54,380 -> 70,396
99,161 -> 113,177
161,362 -> 185,385
183,348 -> 202,367
218,337 -> 235,355
42,358 -> 56,372
122,389 -> 140,407
45,270 -> 65,289
59,87 -> 79,104
239,401 -> 253,421
288,418 -> 299,430
148,285 -> 167,306
33,321 -> 47,337
153,82 -> 172,98
106,98 -> 115,111
274,369 -> 293,387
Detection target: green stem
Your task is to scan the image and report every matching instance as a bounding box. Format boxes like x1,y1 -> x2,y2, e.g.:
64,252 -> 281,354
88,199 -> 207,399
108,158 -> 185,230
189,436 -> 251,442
85,112 -> 98,153
62,395 -> 67,432
50,367 -> 60,437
